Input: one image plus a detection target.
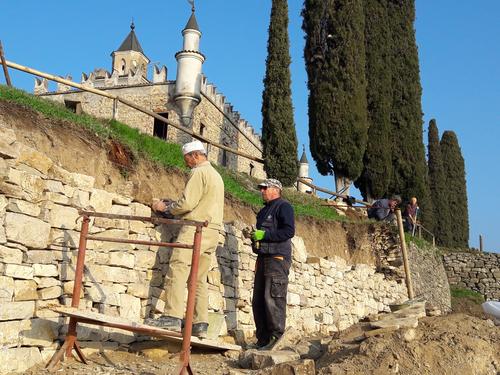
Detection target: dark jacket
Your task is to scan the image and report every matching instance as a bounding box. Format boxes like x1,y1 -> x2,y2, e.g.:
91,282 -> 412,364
253,198 -> 295,260
367,199 -> 394,221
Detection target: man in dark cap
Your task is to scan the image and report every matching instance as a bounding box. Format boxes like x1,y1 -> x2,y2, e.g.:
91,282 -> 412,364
251,178 -> 295,350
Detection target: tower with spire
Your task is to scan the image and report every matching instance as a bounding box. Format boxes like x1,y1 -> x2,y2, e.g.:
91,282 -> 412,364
174,4 -> 206,127
111,22 -> 150,80
298,146 -> 313,193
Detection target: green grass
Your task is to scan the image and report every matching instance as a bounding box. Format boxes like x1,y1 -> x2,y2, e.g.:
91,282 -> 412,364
450,287 -> 485,304
0,84 -> 342,221
405,234 -> 432,249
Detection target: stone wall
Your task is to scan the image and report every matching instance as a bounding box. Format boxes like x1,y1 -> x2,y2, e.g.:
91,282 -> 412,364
408,243 -> 452,314
0,121 -> 408,373
443,251 -> 500,300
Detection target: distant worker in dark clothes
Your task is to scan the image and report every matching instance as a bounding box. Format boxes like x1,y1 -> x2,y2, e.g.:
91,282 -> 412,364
367,195 -> 402,222
251,178 -> 295,351
404,196 -> 419,233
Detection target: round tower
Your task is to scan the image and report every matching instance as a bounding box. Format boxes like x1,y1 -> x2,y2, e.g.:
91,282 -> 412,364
174,5 -> 205,127
298,145 -> 313,193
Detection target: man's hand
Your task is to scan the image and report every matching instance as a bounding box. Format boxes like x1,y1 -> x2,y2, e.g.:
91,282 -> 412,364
251,229 -> 266,241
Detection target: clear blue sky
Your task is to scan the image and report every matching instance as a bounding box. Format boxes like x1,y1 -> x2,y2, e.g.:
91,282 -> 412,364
1,1 -> 498,252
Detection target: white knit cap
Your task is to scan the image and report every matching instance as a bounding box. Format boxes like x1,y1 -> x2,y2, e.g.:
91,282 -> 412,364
182,140 -> 206,155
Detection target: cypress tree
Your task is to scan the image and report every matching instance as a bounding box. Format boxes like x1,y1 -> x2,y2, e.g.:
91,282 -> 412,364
386,0 -> 434,230
261,0 -> 298,186
302,0 -> 368,191
440,131 -> 469,248
355,0 -> 392,201
427,119 -> 451,246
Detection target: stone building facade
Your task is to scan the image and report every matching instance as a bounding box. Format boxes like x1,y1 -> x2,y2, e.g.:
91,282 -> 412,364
33,16 -> 265,180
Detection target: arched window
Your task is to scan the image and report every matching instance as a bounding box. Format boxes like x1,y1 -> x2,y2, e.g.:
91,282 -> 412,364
121,59 -> 126,73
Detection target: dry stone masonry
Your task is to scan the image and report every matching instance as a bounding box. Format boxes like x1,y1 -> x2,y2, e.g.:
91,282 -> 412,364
443,251 -> 500,300
0,118 -> 409,373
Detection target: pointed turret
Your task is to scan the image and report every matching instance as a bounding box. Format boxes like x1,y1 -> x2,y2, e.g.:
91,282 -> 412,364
298,145 -> 313,194
111,22 -> 150,78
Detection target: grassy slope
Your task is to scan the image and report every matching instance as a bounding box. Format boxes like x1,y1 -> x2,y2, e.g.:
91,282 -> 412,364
0,85 -> 342,221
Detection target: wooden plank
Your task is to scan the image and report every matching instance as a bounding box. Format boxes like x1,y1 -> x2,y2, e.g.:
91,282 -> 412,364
53,307 -> 241,351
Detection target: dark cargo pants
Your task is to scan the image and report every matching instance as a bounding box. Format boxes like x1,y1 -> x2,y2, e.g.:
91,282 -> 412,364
252,255 -> 291,345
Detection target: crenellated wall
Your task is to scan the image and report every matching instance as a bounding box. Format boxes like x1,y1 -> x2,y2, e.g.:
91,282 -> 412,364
0,120 -> 408,373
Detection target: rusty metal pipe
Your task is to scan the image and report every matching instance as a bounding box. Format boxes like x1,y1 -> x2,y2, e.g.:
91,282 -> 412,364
86,235 -> 194,249
66,215 -> 90,358
178,225 -> 204,371
79,210 -> 208,227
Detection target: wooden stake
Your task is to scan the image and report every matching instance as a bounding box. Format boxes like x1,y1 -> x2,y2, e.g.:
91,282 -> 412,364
479,235 -> 483,252
396,209 -> 415,299
0,41 -> 12,86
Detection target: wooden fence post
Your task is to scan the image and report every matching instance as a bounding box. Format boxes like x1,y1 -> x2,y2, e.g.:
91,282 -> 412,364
396,209 -> 415,299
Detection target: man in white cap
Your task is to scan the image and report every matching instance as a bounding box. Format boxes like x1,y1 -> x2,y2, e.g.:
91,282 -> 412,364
148,139 -> 224,338
251,178 -> 295,350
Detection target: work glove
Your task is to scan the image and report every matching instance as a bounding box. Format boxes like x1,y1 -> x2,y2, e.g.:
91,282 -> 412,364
251,229 -> 266,241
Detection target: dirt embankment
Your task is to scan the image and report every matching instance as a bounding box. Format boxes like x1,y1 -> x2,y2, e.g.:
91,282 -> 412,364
1,100 -> 377,263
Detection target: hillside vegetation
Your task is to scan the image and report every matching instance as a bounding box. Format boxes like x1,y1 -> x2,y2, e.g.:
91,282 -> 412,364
0,85 -> 341,221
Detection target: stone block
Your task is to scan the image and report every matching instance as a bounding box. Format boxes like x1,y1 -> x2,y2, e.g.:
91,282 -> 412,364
6,198 -> 41,217
35,277 -> 61,289
292,237 -> 308,263
0,275 -> 15,301
5,212 -> 51,248
26,250 -> 56,264
14,279 -> 38,301
287,292 -> 301,306
17,146 -> 53,174
0,244 -> 23,264
134,249 -> 157,269
86,283 -> 126,306
48,204 -> 79,230
109,251 -> 135,269
0,300 -> 35,320
5,263 -> 34,279
130,202 -> 152,217
69,172 -> 95,189
0,139 -> 19,161
21,317 -> 60,346
71,189 -> 90,207
45,191 -> 71,205
0,346 -> 43,373
7,168 -> 45,201
239,349 -> 300,370
0,319 -> 31,347
261,359 -> 316,375
86,264 -> 139,283
44,179 -> 64,193
38,286 -> 63,300
33,263 -> 59,277
89,189 -> 113,212
127,283 -> 150,298
108,327 -> 136,344
120,294 -> 141,321
35,299 -> 63,318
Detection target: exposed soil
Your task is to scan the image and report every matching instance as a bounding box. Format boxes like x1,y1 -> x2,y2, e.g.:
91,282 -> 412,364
20,301 -> 499,375
0,100 -> 376,263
